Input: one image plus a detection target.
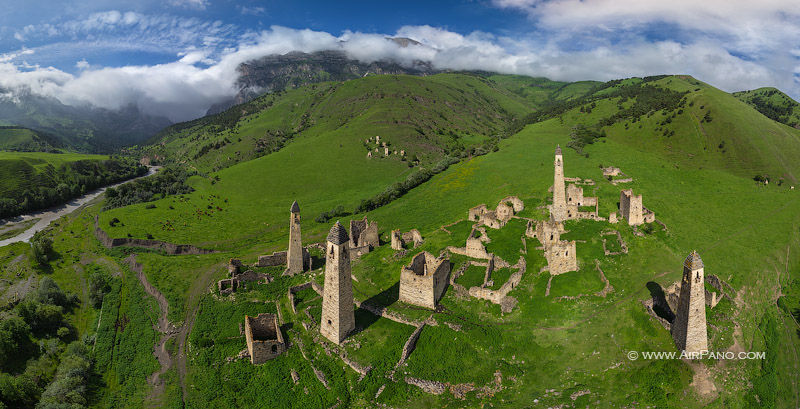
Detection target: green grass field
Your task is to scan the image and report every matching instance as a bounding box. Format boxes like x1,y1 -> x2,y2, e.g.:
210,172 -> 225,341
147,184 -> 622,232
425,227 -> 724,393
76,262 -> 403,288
3,73 -> 800,408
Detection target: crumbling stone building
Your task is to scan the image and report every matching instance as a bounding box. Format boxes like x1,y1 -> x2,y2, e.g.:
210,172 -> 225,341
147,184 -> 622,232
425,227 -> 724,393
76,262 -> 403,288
671,251 -> 708,354
550,146 -> 599,221
320,221 -> 356,345
619,189 -> 655,226
391,229 -> 424,250
348,216 -> 379,257
526,219 -> 563,248
468,196 -> 524,229
544,240 -> 578,275
398,251 -> 450,309
218,258 -> 273,295
244,313 -> 286,364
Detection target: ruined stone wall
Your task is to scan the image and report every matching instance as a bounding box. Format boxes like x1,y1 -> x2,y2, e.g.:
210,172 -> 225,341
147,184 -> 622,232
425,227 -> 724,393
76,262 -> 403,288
245,313 -> 285,364
495,203 -> 514,224
391,230 -> 404,250
228,258 -> 243,275
94,217 -> 216,255
602,166 -> 621,177
620,189 -> 645,226
257,251 -> 287,267
468,204 -> 488,222
526,220 -> 562,248
567,184 -> 584,206
500,196 -> 525,212
398,252 -> 450,309
350,217 -> 379,249
402,230 -> 424,247
545,241 -> 578,275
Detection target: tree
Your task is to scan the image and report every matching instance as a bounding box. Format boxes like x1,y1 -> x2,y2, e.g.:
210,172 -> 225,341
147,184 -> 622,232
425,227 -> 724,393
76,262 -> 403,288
0,316 -> 30,369
31,233 -> 54,267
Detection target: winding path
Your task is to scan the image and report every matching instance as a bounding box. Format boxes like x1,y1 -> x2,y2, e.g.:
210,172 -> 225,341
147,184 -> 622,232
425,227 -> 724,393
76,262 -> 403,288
123,254 -> 175,405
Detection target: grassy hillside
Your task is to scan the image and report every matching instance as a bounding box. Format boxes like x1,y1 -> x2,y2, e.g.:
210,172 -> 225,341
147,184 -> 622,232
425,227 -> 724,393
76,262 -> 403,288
143,73 -> 535,173
0,126 -> 65,152
5,73 -> 800,408
733,87 -> 800,128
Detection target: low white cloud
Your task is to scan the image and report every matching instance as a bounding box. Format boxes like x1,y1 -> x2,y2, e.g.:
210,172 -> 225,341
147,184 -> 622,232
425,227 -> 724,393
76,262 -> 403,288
0,9 -> 797,124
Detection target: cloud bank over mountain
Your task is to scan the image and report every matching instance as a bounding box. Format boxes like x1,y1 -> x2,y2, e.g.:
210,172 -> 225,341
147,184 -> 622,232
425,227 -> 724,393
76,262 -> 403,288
0,1 -> 797,122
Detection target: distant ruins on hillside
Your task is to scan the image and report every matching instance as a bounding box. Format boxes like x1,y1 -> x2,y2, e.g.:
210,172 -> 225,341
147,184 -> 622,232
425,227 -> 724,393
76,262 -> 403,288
349,216 -> 379,257
550,145 -> 600,221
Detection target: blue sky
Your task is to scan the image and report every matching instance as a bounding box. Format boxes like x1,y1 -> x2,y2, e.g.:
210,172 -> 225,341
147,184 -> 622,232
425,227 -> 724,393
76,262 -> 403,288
0,0 -> 798,121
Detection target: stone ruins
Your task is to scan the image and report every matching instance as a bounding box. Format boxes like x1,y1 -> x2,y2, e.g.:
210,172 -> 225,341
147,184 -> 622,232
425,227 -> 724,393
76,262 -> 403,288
670,251 -> 708,354
320,221 -> 356,345
244,313 -> 286,364
349,216 -> 379,257
218,258 -> 273,295
398,251 -> 451,309
468,196 -> 524,229
550,146 -> 600,221
619,189 -> 655,226
544,240 -> 578,275
391,229 -> 424,250
255,201 -> 311,274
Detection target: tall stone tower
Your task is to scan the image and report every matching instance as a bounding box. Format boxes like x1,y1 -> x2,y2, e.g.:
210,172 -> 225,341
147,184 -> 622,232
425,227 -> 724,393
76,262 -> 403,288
320,221 -> 355,345
670,251 -> 708,354
286,201 -> 304,275
551,145 -> 568,222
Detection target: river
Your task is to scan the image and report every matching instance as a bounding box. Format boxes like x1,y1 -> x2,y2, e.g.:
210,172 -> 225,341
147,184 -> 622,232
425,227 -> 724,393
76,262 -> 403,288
0,166 -> 159,247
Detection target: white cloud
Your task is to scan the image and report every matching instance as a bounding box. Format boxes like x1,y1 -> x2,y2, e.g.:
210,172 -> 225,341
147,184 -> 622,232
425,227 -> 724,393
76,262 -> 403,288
168,0 -> 209,10
0,13 -> 797,124
238,6 -> 265,16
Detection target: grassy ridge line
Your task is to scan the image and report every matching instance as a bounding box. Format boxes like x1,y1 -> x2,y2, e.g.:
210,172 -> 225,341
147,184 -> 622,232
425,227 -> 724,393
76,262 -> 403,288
733,87 -> 800,128
142,73 -> 536,173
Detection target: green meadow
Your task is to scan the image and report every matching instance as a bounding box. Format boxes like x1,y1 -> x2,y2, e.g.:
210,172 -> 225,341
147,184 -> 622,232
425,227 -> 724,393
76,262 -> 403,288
3,74 -> 800,408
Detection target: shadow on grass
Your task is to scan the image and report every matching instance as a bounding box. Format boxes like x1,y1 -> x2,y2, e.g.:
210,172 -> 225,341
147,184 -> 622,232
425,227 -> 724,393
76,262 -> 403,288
646,281 -> 675,322
352,282 -> 400,334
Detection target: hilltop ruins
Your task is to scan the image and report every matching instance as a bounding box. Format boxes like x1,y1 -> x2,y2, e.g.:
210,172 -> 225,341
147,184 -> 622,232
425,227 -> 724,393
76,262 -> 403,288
670,251 -> 709,353
244,313 -> 286,364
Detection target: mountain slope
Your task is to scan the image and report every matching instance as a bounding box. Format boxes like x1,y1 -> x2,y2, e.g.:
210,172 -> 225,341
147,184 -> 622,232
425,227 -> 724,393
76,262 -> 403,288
733,87 -> 800,128
0,126 -> 66,152
0,87 -> 172,153
206,48 -> 439,115
145,73 -> 534,173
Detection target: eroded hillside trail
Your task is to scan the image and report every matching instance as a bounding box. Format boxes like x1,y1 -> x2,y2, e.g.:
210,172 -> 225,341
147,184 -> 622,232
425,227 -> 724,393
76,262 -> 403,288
175,261 -> 225,404
123,254 -> 176,406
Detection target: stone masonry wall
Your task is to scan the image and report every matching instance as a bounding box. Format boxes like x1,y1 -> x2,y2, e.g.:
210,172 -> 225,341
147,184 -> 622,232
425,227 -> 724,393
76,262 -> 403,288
245,313 -> 285,364
398,252 -> 450,309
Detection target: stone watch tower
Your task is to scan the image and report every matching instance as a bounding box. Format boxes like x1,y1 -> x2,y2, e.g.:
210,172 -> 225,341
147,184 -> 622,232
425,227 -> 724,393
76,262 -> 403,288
286,201 -> 304,275
320,221 -> 355,345
670,251 -> 708,354
551,145 -> 568,222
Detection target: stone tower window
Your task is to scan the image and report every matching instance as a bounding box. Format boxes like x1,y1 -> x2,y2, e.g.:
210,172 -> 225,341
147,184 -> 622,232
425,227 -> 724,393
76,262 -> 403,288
271,345 -> 278,353
327,320 -> 332,326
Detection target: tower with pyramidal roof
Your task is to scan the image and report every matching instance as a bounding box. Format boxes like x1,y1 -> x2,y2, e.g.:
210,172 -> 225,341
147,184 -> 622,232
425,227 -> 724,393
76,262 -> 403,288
670,251 -> 708,354
320,221 -> 355,345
